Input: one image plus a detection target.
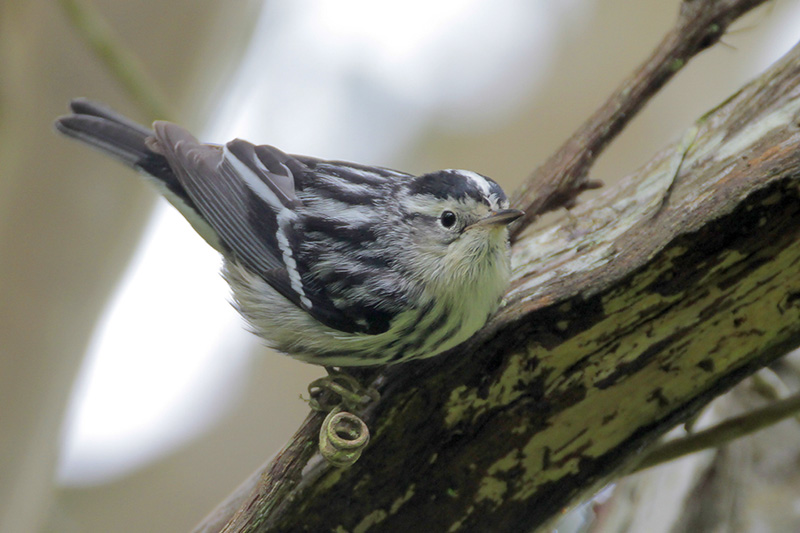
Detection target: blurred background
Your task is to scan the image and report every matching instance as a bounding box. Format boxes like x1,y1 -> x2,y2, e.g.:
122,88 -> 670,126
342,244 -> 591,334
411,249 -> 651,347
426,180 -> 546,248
2,0 -> 800,531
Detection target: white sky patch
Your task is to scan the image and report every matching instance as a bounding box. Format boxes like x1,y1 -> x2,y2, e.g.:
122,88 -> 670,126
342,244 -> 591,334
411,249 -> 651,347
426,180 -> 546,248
755,1 -> 800,69
57,203 -> 249,485
206,0 -> 585,161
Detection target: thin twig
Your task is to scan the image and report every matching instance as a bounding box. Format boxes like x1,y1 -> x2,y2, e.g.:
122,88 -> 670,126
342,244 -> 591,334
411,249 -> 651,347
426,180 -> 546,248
634,390 -> 800,473
59,0 -> 172,121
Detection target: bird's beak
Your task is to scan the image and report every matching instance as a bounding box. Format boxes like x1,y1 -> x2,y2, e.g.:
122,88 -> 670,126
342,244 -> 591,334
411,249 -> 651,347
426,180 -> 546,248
466,208 -> 524,230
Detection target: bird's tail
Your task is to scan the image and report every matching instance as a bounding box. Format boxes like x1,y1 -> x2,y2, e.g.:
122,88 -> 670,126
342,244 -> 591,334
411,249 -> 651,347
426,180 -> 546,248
54,98 -> 226,250
54,98 -> 172,180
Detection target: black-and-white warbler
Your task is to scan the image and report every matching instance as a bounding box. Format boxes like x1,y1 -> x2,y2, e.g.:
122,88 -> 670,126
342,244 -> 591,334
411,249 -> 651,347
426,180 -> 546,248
55,99 -> 522,367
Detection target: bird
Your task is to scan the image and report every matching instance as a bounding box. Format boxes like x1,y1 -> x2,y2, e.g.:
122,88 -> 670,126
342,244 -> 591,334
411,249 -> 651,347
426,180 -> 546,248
55,98 -> 522,367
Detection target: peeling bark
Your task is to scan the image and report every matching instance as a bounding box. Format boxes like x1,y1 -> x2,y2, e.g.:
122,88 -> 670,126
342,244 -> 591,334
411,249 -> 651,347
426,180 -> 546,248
195,3 -> 800,533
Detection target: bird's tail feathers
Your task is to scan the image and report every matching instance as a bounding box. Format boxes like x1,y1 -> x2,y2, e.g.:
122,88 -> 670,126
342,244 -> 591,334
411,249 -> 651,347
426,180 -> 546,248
55,98 -> 168,176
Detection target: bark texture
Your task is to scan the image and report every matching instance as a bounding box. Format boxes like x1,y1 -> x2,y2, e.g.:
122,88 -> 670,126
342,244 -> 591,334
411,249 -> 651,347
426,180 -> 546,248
196,3 -> 800,532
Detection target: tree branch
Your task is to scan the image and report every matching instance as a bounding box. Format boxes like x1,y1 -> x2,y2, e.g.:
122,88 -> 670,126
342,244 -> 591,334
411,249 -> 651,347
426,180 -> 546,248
194,2 -> 800,532
509,0 -> 770,236
633,390 -> 800,473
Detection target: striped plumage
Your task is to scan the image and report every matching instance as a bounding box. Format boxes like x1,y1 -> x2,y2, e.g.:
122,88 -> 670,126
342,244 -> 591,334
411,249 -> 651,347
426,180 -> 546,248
55,99 -> 521,366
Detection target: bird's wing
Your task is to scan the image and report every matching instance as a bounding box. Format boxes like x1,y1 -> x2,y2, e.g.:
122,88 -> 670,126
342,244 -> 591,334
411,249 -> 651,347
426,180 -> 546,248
151,122 -> 379,334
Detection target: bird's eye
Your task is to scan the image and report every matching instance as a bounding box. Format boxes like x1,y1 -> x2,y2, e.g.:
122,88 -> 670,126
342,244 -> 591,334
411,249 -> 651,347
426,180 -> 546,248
440,210 -> 457,228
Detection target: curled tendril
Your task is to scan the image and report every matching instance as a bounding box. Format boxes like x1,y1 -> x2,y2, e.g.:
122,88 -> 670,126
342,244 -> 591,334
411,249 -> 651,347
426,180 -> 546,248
319,407 -> 370,467
307,372 -> 380,412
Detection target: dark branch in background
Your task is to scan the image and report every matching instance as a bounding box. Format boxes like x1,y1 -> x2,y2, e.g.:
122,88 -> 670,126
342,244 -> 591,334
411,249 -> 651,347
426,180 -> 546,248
192,1 -> 791,532
509,0 -> 768,237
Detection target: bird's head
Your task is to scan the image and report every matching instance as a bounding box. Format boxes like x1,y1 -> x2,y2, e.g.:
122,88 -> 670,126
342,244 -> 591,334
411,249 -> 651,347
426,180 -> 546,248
396,169 -> 522,292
